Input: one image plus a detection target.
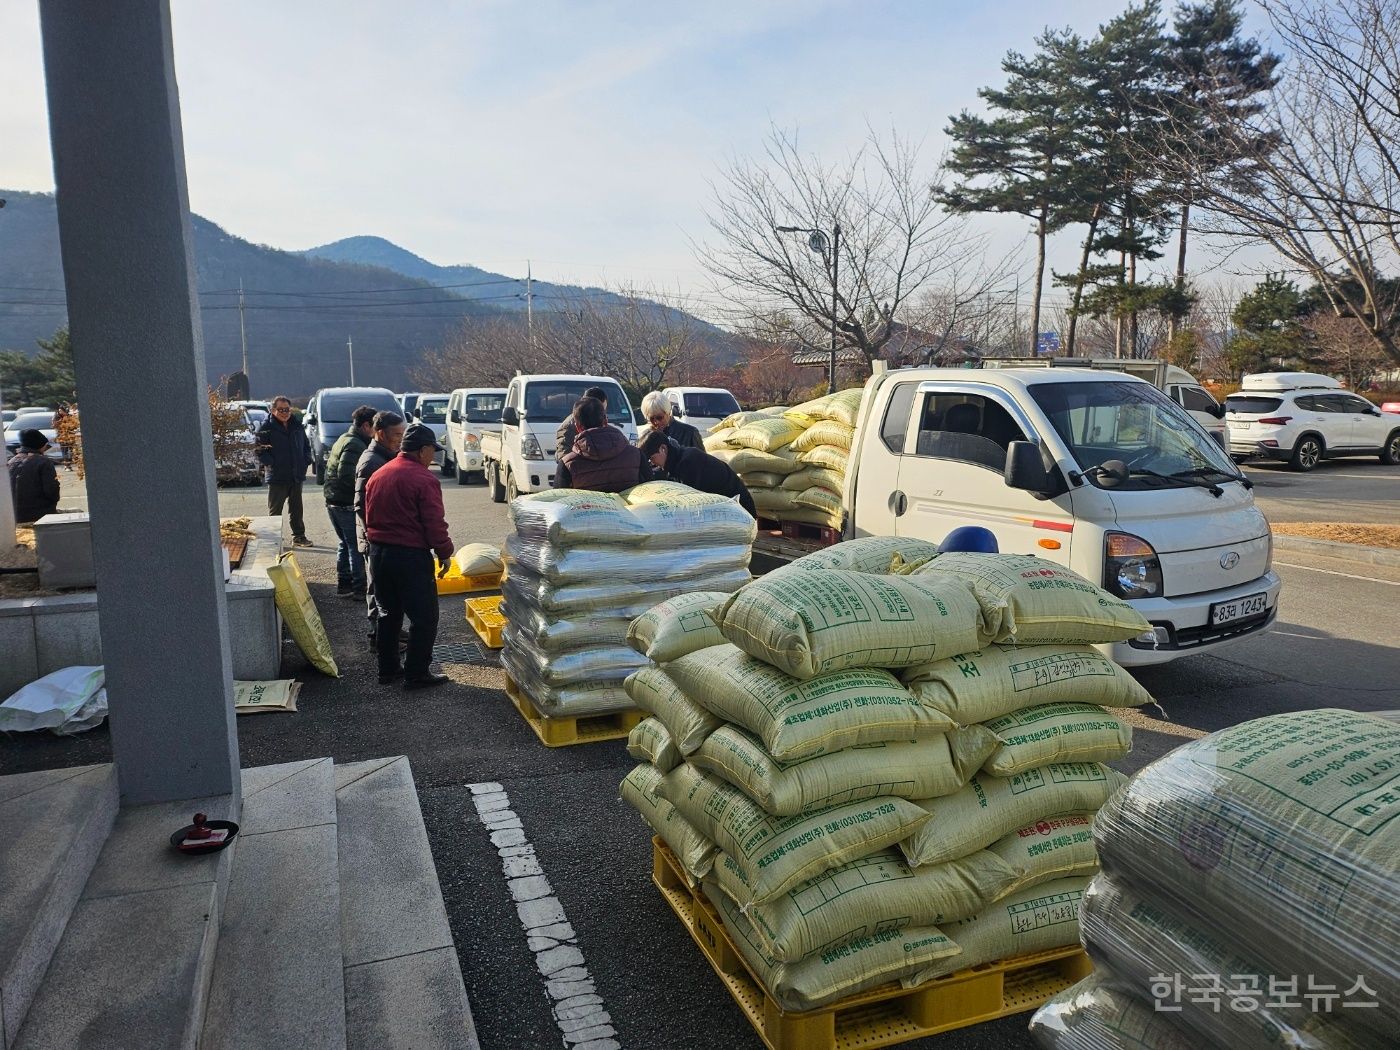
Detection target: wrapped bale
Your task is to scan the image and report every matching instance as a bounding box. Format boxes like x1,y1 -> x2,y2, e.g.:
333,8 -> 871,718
1030,974 -> 1199,1050
504,534 -> 751,585
503,565 -> 752,618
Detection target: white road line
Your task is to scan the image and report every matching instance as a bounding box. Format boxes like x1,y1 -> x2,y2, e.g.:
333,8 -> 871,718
468,782 -> 621,1050
1274,561 -> 1400,585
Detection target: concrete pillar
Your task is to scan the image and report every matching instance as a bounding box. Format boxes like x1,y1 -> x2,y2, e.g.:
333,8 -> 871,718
38,0 -> 240,805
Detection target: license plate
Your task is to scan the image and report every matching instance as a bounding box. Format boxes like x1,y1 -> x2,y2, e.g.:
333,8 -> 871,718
1232,421 -> 1250,429
1210,592 -> 1268,626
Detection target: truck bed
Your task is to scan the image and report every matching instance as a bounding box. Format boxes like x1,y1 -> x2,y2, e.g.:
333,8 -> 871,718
751,518 -> 839,575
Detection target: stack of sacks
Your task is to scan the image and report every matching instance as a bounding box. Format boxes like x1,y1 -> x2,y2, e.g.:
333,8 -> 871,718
618,537 -> 1152,1012
1031,708 -> 1398,1050
781,387 -> 865,529
500,484 -> 756,718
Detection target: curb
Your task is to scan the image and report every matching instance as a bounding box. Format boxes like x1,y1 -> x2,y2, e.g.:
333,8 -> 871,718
1273,534 -> 1400,567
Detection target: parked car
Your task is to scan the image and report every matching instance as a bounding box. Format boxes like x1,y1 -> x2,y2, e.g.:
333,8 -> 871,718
398,391 -> 425,420
661,386 -> 742,435
2,410 -> 15,426
1227,372 -> 1400,470
1382,401 -> 1400,415
480,374 -> 636,502
407,393 -> 450,466
443,387 -> 506,485
3,409 -> 64,462
303,386 -> 401,482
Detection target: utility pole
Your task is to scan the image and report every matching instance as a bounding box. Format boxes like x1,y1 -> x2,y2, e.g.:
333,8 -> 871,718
238,277 -> 249,380
347,334 -> 354,384
526,261 -> 535,352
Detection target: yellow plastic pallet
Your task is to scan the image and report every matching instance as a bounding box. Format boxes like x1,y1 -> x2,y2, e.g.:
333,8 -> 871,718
465,595 -> 506,648
651,839 -> 1092,1050
504,674 -> 644,748
434,560 -> 503,595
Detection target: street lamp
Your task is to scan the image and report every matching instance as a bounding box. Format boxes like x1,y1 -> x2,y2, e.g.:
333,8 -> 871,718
776,222 -> 841,394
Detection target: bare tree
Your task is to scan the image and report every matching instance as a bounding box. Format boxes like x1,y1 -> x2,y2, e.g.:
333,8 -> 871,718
698,126 -> 1004,379
1306,312 -> 1394,388
1175,0 -> 1400,365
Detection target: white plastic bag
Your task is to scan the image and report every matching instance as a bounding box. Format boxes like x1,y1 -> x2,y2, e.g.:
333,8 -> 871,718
0,666 -> 108,735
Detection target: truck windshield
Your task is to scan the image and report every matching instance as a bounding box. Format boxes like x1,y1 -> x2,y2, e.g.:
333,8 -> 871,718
525,382 -> 631,425
682,392 -> 740,417
465,393 -> 505,423
417,398 -> 448,424
1029,380 -> 1240,490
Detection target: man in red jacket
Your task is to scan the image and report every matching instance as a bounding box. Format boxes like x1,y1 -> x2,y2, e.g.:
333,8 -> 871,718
364,423 -> 454,689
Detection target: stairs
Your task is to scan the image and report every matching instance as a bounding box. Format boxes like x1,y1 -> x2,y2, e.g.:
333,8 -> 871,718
0,757 -> 477,1050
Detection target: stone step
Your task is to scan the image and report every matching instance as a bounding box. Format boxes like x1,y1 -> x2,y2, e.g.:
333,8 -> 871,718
201,758 -> 346,1050
0,764 -> 119,1050
335,758 -> 479,1050
12,788 -> 237,1050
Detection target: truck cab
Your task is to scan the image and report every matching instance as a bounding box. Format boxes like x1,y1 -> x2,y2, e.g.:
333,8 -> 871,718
443,387 -> 506,485
661,386 -> 742,435
483,374 -> 637,502
844,368 -> 1280,666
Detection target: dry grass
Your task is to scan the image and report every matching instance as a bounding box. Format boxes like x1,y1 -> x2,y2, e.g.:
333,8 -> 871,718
1272,522 -> 1400,550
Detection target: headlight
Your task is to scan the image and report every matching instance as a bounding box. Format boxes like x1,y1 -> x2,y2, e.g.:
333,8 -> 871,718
465,433 -> 480,449
1104,532 -> 1163,599
522,434 -> 544,460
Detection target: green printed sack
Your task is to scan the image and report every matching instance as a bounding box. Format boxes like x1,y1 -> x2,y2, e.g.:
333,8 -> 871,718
627,718 -> 681,773
690,723 -> 997,816
729,417 -> 806,452
714,568 -> 986,679
816,387 -> 866,426
659,763 -> 929,904
792,486 -> 842,517
790,419 -> 855,453
726,445 -> 804,476
665,645 -> 956,761
982,703 -> 1133,776
984,813 -> 1099,897
626,591 -> 728,662
1094,708 -> 1400,1029
704,884 -> 959,1012
781,467 -> 846,493
619,762 -> 718,883
900,644 -> 1154,725
622,666 -> 721,755
906,876 -> 1091,983
711,847 -> 1008,963
901,763 -> 1128,867
797,443 -> 851,472
751,487 -> 803,514
790,536 -> 940,574
912,553 -> 1150,644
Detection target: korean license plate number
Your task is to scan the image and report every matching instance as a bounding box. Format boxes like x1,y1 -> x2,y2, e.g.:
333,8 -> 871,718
1210,592 -> 1268,626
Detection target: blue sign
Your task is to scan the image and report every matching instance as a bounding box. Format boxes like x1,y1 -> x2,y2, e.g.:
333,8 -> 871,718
1036,331 -> 1061,356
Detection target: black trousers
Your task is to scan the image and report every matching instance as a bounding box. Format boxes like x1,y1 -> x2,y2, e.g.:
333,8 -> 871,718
268,481 -> 306,539
368,543 -> 439,679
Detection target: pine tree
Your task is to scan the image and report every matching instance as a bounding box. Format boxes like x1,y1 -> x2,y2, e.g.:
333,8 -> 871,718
1224,274 -> 1315,376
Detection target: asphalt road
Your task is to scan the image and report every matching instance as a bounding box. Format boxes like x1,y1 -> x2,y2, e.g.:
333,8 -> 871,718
6,468 -> 1399,1050
1242,456 -> 1400,524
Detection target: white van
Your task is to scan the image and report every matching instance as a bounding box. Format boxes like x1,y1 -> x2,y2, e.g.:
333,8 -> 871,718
481,374 -> 637,502
843,367 -> 1280,666
407,393 -> 450,466
442,387 -> 507,484
661,386 -> 742,435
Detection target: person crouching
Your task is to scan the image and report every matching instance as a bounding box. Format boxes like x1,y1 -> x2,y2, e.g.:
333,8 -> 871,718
639,430 -> 756,517
558,396 -> 654,492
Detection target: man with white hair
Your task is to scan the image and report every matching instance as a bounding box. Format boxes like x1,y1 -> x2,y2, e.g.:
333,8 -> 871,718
637,391 -> 703,451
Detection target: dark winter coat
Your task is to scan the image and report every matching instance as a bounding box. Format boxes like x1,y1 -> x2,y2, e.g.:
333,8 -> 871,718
639,418 -> 703,451
560,426 -> 654,493
661,440 -> 756,517
354,440 -> 396,551
323,429 -> 368,507
255,416 -> 312,486
8,451 -> 60,524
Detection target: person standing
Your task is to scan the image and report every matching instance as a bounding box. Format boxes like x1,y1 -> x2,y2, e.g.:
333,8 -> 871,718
355,410 -> 406,650
640,430 -> 756,516
553,385 -> 611,486
364,423 -> 453,689
558,397 -> 654,492
637,391 -> 703,450
8,429 -> 61,524
324,404 -> 375,597
256,396 -> 314,548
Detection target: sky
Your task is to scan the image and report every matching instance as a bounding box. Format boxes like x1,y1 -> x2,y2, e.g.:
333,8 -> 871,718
2,0 -> 1278,320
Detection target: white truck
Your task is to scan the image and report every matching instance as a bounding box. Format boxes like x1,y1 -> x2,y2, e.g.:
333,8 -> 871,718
442,387 -> 506,484
480,374 -> 637,502
661,386 -> 742,434
758,366 -> 1279,667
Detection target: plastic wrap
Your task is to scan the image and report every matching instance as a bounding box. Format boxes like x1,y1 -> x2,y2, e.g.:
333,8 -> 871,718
1030,974 -> 1198,1050
1094,708 -> 1398,1040
503,534 -> 751,585
1079,873 -> 1383,1050
499,600 -> 639,654
501,623 -> 647,686
508,485 -> 756,549
503,565 -> 752,617
501,646 -> 634,716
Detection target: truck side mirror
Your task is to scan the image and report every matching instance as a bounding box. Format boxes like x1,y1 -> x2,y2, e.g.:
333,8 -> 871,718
450,409 -> 461,424
670,402 -> 683,417
1004,441 -> 1056,496
501,406 -> 520,426
1211,402 -> 1226,419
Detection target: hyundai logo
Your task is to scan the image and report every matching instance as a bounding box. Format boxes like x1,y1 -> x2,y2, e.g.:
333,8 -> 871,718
1220,551 -> 1241,570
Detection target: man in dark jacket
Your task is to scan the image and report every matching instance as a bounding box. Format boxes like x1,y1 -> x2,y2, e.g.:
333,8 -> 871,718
553,385 -> 611,485
256,395 -> 314,547
637,390 -> 703,451
559,397 -> 654,492
640,430 -> 756,516
364,423 -> 454,689
355,410 -> 406,649
324,404 -> 375,597
8,429 -> 60,524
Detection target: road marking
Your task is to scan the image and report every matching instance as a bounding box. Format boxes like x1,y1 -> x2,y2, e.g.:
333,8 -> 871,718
1274,562 -> 1400,586
468,782 -> 621,1050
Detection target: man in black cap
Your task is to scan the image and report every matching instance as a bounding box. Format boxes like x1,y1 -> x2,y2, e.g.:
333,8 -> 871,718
363,422 -> 454,689
8,429 -> 61,524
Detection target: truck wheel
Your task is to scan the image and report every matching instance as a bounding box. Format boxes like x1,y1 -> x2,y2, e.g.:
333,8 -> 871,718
505,471 -> 519,504
455,457 -> 469,485
488,463 -> 506,503
441,454 -> 456,478
1381,430 -> 1400,465
1289,435 -> 1323,472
